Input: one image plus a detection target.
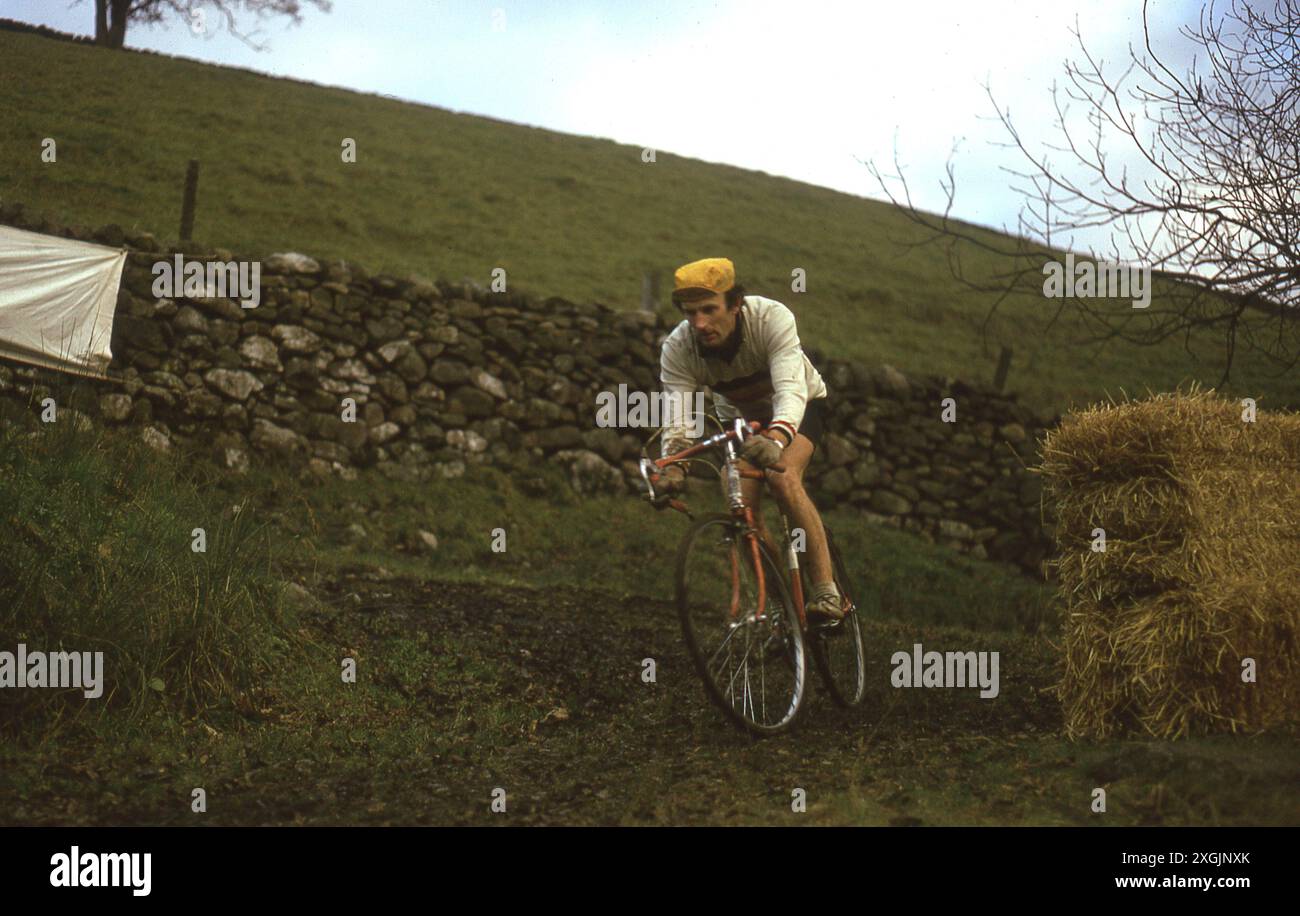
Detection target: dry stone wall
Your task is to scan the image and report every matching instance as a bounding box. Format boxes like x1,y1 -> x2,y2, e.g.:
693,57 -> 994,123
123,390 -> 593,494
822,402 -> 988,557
0,204 -> 1057,574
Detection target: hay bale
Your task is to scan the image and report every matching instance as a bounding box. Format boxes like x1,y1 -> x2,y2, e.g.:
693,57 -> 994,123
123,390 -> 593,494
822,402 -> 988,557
1058,577 -> 1300,738
1040,388 -> 1300,738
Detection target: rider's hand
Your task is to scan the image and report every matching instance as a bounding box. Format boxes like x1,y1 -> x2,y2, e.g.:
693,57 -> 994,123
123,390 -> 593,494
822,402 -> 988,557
739,431 -> 784,468
658,464 -> 687,495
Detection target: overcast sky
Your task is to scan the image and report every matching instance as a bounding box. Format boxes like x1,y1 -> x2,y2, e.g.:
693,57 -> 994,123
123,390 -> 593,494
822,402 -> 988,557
9,0 -> 1207,257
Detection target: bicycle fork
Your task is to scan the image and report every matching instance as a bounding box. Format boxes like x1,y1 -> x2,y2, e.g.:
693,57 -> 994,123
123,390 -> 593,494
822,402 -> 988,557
724,451 -> 769,627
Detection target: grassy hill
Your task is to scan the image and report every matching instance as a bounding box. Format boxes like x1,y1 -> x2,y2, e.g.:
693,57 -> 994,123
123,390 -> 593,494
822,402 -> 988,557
1,28 -> 1296,416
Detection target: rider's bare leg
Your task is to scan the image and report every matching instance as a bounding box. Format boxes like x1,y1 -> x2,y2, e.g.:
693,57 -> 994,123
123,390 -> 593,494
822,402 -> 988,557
746,435 -> 832,588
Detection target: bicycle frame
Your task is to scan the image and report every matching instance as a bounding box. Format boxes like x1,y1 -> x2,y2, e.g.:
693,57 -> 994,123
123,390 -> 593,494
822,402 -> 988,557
640,419 -> 807,630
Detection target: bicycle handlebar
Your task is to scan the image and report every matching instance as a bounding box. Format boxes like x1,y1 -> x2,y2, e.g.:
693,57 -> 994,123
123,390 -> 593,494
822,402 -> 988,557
640,418 -> 787,512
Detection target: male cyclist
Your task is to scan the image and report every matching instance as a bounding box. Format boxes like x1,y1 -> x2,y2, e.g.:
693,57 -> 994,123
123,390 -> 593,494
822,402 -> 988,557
656,257 -> 843,625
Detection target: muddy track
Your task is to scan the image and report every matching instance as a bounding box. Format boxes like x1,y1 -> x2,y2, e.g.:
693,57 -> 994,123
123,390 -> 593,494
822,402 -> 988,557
297,567 -> 1065,825
12,566 -> 1291,825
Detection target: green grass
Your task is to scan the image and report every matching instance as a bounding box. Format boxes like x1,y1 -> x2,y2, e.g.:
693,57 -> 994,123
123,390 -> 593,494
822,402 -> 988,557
0,382 -> 299,729
782,731 -> 1300,826
2,30 -> 1297,416
219,443 -> 1052,635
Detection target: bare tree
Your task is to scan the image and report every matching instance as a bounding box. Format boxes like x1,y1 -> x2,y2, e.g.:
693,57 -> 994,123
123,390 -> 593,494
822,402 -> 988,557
81,0 -> 332,51
868,0 -> 1299,384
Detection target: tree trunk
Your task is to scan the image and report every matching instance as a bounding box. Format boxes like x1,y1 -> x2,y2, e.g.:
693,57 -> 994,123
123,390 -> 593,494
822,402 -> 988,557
107,0 -> 130,49
94,0 -> 110,46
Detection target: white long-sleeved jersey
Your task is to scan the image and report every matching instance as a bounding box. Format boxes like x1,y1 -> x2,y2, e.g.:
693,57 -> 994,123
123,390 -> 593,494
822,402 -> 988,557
659,295 -> 828,458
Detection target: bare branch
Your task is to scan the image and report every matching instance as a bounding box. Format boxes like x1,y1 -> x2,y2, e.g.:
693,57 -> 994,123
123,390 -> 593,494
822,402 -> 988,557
79,0 -> 332,50
866,0 -> 1300,382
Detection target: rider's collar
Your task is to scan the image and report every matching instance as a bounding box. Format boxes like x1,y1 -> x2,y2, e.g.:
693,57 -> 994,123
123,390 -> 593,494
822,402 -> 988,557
704,304 -> 745,364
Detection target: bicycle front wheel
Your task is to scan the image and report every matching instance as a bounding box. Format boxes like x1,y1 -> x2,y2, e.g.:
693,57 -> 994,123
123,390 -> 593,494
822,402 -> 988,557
676,514 -> 807,735
808,526 -> 867,707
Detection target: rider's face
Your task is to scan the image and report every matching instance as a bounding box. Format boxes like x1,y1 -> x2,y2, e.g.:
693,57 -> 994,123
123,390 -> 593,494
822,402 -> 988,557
679,292 -> 738,349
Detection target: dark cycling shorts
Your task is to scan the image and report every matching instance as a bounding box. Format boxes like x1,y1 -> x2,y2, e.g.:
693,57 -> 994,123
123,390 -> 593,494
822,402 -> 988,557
749,396 -> 830,452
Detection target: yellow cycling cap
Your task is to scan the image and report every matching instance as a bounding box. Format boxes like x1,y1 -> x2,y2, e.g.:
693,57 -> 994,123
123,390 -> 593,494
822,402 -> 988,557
673,257 -> 735,297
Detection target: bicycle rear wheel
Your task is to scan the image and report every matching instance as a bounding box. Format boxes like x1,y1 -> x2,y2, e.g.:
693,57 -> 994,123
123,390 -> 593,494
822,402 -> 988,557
808,527 -> 867,707
676,513 -> 807,735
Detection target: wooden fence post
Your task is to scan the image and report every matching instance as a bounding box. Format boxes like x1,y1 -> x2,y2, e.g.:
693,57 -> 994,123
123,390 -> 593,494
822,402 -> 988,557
641,269 -> 660,312
993,345 -> 1013,392
179,159 -> 199,242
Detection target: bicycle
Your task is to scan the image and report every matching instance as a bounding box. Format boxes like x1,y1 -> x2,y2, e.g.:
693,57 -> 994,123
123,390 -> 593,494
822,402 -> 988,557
640,418 -> 866,736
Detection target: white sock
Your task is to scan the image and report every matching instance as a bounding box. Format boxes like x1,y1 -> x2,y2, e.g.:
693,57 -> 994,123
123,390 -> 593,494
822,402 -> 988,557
812,581 -> 839,601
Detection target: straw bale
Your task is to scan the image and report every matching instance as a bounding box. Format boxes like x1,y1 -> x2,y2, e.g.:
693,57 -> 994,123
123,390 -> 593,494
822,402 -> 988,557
1059,577 -> 1300,738
1040,388 -> 1300,737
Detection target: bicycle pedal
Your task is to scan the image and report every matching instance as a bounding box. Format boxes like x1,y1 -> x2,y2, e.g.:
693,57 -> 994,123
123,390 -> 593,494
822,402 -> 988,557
810,618 -> 845,636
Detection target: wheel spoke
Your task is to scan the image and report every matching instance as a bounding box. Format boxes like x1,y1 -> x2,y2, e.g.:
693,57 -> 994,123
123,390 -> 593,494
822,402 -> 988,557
742,657 -> 753,719
725,635 -> 756,709
705,624 -> 742,679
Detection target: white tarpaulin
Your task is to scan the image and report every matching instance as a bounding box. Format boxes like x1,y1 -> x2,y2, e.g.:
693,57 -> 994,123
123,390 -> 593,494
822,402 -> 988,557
0,225 -> 126,378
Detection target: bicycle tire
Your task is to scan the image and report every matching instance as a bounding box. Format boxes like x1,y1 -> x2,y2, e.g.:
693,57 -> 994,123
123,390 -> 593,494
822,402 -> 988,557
808,526 -> 867,707
675,513 -> 807,736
